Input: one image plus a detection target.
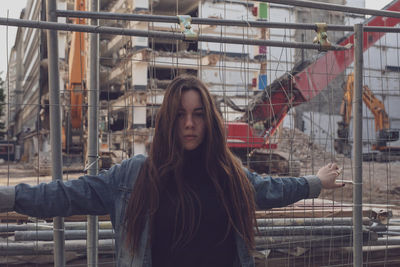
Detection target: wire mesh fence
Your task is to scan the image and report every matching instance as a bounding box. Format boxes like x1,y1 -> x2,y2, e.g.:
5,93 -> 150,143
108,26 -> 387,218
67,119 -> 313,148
1,0 -> 400,266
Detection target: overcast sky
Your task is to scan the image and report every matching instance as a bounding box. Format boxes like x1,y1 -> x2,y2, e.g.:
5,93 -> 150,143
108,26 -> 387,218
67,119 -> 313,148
0,0 -> 395,80
1,1 -> 28,80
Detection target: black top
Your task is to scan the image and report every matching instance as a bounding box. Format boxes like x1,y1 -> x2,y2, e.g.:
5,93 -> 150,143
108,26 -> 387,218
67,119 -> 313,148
152,146 -> 236,267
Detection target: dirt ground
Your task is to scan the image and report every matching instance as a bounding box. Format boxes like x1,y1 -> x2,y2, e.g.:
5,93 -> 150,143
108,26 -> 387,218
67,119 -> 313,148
1,128 -> 399,206
274,127 -> 400,206
0,163 -> 83,186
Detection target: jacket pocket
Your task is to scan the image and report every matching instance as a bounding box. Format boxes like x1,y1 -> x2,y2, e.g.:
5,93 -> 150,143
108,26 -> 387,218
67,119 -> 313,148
116,186 -> 132,227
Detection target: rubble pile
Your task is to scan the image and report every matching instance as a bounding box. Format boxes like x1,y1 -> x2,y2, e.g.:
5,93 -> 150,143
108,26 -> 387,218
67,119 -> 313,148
272,127 -> 400,205
273,127 -> 339,169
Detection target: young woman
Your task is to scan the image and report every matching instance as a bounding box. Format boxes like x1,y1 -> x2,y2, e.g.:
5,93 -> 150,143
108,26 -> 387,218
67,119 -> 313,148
0,75 -> 343,267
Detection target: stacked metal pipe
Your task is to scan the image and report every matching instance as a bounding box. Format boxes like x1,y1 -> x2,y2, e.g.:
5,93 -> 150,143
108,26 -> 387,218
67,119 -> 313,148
254,217 -> 400,252
1,216 -> 400,256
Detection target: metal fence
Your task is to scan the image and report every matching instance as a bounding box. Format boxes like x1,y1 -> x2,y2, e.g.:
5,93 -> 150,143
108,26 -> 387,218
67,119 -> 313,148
1,0 -> 400,266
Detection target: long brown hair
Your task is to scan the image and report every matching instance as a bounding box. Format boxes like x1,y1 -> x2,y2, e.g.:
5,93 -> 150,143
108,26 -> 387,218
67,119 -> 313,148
124,74 -> 256,252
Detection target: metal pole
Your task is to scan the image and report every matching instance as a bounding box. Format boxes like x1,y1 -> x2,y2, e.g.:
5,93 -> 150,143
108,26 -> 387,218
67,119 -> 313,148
87,0 -> 100,266
262,0 -> 400,18
45,0 -> 65,266
353,23 -> 364,267
55,10 -> 400,33
0,17 -> 351,50
54,10 -> 326,30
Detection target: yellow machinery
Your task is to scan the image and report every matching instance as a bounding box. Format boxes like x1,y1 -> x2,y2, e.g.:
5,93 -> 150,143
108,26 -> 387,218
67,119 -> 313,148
334,74 -> 400,161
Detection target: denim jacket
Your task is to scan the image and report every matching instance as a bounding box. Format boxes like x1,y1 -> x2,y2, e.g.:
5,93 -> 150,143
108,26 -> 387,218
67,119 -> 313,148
0,154 -> 321,266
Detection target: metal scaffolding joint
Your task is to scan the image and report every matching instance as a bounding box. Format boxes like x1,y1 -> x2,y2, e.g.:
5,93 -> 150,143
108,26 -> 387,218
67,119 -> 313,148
177,15 -> 197,41
313,23 -> 331,51
84,155 -> 101,173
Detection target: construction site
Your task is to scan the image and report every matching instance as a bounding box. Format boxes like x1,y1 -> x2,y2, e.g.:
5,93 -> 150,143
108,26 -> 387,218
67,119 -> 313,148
1,0 -> 400,266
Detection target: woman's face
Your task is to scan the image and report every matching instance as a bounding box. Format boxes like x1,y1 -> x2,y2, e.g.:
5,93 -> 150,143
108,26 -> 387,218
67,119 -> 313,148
177,89 -> 206,151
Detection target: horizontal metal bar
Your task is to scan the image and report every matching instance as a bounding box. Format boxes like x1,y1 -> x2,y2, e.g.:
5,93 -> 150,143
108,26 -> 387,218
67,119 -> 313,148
255,233 -> 375,249
364,26 -> 400,33
376,231 -> 400,236
2,237 -> 398,256
0,239 -> 114,256
256,225 -> 359,236
14,229 -> 114,241
57,9 -> 320,30
369,236 -> 400,246
57,10 -> 178,23
56,10 -> 400,33
0,17 -> 349,51
262,0 -> 400,19
257,217 -> 371,227
0,221 -> 112,232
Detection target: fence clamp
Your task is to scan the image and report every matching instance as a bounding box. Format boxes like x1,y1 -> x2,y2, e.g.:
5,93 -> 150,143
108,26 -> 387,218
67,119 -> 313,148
313,23 -> 331,51
177,15 -> 197,41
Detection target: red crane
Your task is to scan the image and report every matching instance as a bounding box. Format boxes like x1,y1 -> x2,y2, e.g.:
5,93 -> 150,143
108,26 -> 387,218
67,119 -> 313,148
226,1 -> 400,175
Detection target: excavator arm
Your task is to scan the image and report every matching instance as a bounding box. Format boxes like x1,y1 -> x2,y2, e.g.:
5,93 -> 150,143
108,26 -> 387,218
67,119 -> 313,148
334,73 -> 354,156
240,1 -> 400,144
225,1 -> 400,172
63,0 -> 113,169
62,0 -> 86,152
362,85 -> 399,151
334,73 -> 400,157
68,0 -> 86,129
362,85 -> 390,131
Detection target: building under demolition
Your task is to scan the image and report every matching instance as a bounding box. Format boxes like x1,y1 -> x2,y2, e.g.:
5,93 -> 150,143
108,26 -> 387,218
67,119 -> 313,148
4,0 -> 400,167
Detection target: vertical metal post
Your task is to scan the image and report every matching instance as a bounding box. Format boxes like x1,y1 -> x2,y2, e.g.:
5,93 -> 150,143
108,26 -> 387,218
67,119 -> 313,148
353,23 -> 363,267
87,0 -> 99,266
45,0 -> 65,266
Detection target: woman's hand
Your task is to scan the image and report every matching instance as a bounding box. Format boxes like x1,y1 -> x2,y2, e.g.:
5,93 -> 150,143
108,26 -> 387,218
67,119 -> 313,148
316,163 -> 345,189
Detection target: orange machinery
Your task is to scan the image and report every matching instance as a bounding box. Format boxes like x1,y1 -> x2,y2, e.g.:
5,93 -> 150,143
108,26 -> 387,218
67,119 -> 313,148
62,0 -> 113,168
62,0 -> 86,153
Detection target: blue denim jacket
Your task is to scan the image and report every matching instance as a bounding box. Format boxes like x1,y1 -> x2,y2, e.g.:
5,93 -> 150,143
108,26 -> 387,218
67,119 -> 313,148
0,154 -> 321,266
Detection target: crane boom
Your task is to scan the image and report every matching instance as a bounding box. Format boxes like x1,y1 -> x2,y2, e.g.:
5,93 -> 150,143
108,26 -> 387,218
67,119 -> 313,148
68,0 -> 86,129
